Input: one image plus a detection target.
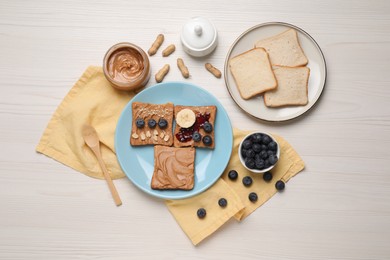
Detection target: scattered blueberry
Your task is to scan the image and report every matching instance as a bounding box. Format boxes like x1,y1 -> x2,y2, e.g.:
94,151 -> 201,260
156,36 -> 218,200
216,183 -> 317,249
275,180 -> 285,191
158,118 -> 168,129
218,198 -> 227,207
263,171 -> 273,182
248,192 -> 258,202
148,119 -> 156,128
228,170 -> 238,180
202,135 -> 213,146
192,131 -> 202,142
136,118 -> 145,128
242,176 -> 253,187
242,139 -> 252,149
203,122 -> 213,133
197,208 -> 207,219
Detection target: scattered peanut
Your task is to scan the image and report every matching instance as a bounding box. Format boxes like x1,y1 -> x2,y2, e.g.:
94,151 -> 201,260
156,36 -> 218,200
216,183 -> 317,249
177,58 -> 190,78
155,64 -> 170,83
162,44 -> 176,57
148,34 -> 164,56
205,63 -> 222,78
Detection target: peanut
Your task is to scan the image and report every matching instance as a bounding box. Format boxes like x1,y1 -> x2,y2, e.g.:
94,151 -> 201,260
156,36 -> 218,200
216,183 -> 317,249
177,58 -> 190,78
162,44 -> 176,57
155,64 -> 170,83
205,63 -> 222,78
148,34 -> 164,56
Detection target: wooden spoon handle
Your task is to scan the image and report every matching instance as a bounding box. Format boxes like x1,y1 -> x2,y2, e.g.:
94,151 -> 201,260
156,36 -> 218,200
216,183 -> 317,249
92,147 -> 122,206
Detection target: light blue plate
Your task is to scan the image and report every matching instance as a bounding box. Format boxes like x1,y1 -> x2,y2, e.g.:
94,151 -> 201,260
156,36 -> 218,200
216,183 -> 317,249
115,82 -> 233,200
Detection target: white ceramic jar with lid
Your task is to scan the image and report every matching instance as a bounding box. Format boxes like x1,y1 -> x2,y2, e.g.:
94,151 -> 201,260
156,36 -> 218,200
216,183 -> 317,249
180,17 -> 218,57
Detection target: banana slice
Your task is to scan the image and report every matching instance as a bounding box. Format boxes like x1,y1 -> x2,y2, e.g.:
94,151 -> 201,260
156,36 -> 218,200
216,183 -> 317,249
176,108 -> 196,128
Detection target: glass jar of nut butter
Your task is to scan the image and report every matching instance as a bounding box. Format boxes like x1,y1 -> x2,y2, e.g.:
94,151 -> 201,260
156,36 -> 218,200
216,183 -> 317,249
103,42 -> 151,91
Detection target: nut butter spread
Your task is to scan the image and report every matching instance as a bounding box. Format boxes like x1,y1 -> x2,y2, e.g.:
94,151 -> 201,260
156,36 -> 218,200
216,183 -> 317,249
107,47 -> 145,84
151,146 -> 195,190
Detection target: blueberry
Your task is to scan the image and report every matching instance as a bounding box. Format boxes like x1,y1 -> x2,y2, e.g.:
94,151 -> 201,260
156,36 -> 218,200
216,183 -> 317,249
148,118 -> 157,128
245,158 -> 255,169
242,176 -> 253,187
202,135 -> 213,146
192,131 -> 202,142
262,134 -> 272,145
242,139 -> 252,149
248,192 -> 258,202
197,208 -> 207,219
203,122 -> 213,133
136,118 -> 145,128
275,180 -> 285,191
255,158 -> 265,170
228,170 -> 238,180
253,143 -> 262,153
264,159 -> 271,169
218,198 -> 227,208
245,149 -> 255,158
261,144 -> 267,151
267,150 -> 275,157
241,148 -> 248,158
268,141 -> 277,151
263,171 -> 273,182
259,150 -> 268,160
252,133 -> 263,143
158,118 -> 168,129
268,155 -> 278,165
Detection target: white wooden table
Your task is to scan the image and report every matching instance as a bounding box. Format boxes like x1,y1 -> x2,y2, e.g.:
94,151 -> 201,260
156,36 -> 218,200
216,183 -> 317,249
1,1 -> 390,259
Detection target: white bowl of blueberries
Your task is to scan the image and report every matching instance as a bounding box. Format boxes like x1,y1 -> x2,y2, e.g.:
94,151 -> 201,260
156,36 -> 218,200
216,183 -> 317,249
238,132 -> 280,173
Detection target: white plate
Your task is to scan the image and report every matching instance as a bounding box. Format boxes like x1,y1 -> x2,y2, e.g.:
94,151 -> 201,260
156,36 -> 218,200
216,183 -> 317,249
224,22 -> 327,122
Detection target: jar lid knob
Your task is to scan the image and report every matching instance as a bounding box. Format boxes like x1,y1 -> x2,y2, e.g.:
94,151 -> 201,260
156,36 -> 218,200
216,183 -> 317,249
194,25 -> 202,36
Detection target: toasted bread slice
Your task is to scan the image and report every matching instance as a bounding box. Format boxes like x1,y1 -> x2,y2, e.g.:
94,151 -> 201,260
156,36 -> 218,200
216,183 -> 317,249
173,105 -> 216,149
151,146 -> 195,190
264,66 -> 310,107
130,102 -> 174,146
255,29 -> 308,67
229,48 -> 277,100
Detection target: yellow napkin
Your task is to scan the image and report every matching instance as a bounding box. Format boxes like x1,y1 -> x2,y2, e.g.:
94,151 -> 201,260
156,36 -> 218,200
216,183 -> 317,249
36,66 -> 131,179
36,66 -> 305,246
165,130 -> 304,245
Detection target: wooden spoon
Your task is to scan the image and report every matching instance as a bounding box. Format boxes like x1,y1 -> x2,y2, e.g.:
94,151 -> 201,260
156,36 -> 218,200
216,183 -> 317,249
82,124 -> 122,206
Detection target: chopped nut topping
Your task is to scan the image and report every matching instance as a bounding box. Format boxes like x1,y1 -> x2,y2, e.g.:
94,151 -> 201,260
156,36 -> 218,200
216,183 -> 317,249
153,129 -> 158,136
153,135 -> 158,141
131,133 -> 139,139
159,132 -> 165,139
164,135 -> 170,142
146,130 -> 151,138
140,132 -> 146,141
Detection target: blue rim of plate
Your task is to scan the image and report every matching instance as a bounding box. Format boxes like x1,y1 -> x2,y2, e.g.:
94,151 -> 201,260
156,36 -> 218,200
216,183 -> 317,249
115,82 -> 233,200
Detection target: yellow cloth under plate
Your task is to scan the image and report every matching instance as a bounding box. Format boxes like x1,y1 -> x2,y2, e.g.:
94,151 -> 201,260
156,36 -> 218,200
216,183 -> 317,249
36,66 -> 131,179
36,66 -> 305,246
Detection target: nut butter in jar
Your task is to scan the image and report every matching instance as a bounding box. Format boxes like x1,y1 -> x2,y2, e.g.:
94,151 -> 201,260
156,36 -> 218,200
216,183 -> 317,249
103,42 -> 151,91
